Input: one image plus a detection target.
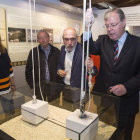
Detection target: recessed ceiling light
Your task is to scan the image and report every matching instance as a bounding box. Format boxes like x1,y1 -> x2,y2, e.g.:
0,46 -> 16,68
69,9 -> 71,11
108,5 -> 112,9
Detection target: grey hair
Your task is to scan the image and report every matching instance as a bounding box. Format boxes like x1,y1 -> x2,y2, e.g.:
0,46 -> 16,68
104,8 -> 125,22
37,30 -> 49,38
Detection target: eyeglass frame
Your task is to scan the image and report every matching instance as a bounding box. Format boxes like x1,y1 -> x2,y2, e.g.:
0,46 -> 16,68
63,38 -> 76,42
103,20 -> 121,29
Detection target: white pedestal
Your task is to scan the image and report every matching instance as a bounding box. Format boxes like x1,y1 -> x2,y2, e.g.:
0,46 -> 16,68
21,100 -> 49,125
66,109 -> 98,140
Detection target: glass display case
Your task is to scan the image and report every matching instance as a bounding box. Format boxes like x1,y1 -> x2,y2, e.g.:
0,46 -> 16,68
0,82 -> 124,140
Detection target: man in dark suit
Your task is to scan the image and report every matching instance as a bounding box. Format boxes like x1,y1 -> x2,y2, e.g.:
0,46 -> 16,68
84,8 -> 140,140
58,27 -> 97,89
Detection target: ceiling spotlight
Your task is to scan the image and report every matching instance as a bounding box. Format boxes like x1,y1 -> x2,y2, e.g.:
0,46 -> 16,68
69,9 -> 71,11
108,5 -> 112,9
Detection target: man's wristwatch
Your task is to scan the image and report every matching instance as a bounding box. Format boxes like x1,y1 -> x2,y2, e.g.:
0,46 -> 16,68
91,68 -> 95,74
87,68 -> 94,74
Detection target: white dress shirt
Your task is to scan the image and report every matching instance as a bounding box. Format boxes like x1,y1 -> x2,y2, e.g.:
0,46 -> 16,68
64,48 -> 75,85
117,31 -> 128,57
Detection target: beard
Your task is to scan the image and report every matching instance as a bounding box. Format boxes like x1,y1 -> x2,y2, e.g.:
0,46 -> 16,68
65,42 -> 77,52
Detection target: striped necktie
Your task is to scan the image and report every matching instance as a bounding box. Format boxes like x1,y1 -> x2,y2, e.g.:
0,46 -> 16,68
114,41 -> 118,65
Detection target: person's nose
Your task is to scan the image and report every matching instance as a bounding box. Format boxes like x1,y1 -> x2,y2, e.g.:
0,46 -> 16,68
42,38 -> 45,42
68,39 -> 72,45
107,25 -> 113,31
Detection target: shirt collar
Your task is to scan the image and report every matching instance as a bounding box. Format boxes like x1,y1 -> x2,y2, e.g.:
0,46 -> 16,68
41,45 -> 50,52
118,31 -> 128,44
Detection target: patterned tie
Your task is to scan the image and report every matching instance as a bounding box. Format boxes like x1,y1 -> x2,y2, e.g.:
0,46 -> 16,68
46,61 -> 50,82
114,41 -> 118,65
107,41 -> 118,93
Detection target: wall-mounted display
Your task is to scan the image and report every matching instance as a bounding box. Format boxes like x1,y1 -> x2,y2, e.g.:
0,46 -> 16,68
72,22 -> 80,35
61,29 -> 64,44
12,61 -> 27,66
134,31 -> 140,37
43,28 -> 53,45
8,27 -> 26,42
54,34 -> 61,44
27,29 -> 39,42
125,13 -> 140,26
0,8 -> 7,48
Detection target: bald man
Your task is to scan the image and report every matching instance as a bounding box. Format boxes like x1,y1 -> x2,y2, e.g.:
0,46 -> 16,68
57,27 -> 97,89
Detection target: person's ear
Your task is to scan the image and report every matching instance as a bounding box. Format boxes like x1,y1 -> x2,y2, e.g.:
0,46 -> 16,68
62,37 -> 64,40
122,18 -> 126,28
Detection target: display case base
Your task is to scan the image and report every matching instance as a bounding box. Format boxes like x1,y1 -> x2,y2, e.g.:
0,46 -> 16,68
63,86 -> 80,102
21,100 -> 49,125
1,91 -> 25,113
66,109 -> 98,140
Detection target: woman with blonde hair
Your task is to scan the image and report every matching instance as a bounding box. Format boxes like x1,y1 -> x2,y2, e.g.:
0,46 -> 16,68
0,37 -> 16,95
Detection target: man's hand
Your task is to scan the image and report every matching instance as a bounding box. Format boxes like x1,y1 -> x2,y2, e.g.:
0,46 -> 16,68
58,70 -> 67,77
109,84 -> 127,96
85,8 -> 94,31
85,57 -> 94,71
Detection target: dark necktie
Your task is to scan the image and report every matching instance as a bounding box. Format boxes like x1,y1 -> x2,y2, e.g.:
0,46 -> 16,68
114,41 -> 118,65
107,41 -> 119,93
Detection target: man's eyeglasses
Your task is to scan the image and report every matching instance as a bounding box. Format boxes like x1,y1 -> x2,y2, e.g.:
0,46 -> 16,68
103,20 -> 121,29
63,38 -> 76,42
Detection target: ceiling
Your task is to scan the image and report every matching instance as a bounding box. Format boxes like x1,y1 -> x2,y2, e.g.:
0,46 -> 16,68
60,0 -> 140,9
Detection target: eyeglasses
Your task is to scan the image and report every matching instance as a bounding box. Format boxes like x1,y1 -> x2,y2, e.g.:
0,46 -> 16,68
103,20 -> 121,29
63,38 -> 76,42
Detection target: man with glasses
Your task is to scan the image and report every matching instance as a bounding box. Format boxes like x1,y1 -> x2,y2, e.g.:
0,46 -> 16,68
84,8 -> 140,140
58,27 -> 97,90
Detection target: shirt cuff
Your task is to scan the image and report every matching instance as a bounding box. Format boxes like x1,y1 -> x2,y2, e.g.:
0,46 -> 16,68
57,69 -> 61,75
10,72 -> 14,77
84,31 -> 92,41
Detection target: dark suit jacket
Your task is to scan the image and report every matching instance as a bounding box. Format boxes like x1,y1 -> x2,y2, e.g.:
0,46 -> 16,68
87,31 -> 140,116
57,42 -> 98,88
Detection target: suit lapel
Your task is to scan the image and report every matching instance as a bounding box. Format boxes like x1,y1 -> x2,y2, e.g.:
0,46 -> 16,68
71,44 -> 80,75
115,33 -> 133,66
62,47 -> 66,70
107,38 -> 114,69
